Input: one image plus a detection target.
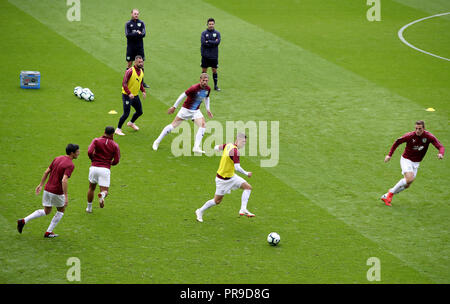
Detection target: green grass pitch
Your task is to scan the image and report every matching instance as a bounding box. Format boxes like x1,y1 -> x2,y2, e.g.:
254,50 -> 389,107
0,0 -> 448,283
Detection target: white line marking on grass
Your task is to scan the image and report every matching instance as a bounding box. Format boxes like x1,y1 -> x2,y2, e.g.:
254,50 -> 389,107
398,12 -> 450,61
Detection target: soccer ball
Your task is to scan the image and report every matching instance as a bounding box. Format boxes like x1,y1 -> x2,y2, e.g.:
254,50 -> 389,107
73,86 -> 82,98
267,232 -> 280,246
80,88 -> 94,101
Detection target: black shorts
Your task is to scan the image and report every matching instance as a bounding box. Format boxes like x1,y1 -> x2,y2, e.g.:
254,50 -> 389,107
126,45 -> 145,62
121,94 -> 143,116
201,57 -> 218,69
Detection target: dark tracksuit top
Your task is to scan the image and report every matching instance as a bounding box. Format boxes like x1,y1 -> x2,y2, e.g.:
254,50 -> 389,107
201,29 -> 221,59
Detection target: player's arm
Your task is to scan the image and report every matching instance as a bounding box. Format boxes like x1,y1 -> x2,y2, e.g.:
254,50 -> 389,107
234,163 -> 251,177
140,22 -> 146,38
122,69 -> 133,98
35,167 -> 51,194
214,144 -> 227,151
140,81 -> 146,98
87,139 -> 96,160
204,96 -> 213,118
61,165 -> 74,205
201,31 -> 209,47
111,146 -> 121,166
168,92 -> 187,114
216,32 -> 221,45
385,133 -> 410,162
61,174 -> 69,206
208,32 -> 221,46
230,148 -> 252,177
431,135 -> 445,159
125,22 -> 135,38
125,22 -> 139,38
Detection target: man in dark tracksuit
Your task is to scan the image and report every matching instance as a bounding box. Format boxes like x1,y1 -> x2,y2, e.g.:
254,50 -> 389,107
201,18 -> 221,91
125,9 -> 149,88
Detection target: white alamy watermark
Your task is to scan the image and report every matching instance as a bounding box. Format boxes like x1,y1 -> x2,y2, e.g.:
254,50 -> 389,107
66,0 -> 81,22
66,257 -> 81,281
366,257 -> 381,281
366,0 -> 381,21
170,120 -> 279,167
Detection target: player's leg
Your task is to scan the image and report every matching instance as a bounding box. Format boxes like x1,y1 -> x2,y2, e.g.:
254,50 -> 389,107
44,194 -> 65,238
389,172 -> 410,194
96,168 -> 111,208
17,189 -> 56,233
394,157 -> 417,192
196,176 -> 227,222
193,116 -> 206,153
153,116 -> 184,150
239,182 -> 254,217
86,182 -> 96,213
201,56 -> 208,74
116,94 -> 132,135
86,166 -> 98,213
98,186 -> 109,208
196,195 -> 223,222
212,65 -> 220,91
45,206 -> 64,238
127,96 -> 143,130
403,172 -> 415,188
17,208 -> 49,234
43,206 -> 53,215
126,44 -> 134,69
382,157 -> 416,206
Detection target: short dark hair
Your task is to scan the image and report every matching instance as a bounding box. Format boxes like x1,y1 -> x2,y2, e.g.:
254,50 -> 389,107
66,143 -> 79,155
135,55 -> 143,61
105,126 -> 115,135
237,133 -> 247,140
416,120 -> 425,128
207,18 -> 215,24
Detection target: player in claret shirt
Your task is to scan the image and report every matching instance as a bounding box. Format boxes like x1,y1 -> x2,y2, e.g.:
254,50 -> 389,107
17,144 -> 80,238
152,73 -> 213,154
86,126 -> 121,212
381,120 -> 445,206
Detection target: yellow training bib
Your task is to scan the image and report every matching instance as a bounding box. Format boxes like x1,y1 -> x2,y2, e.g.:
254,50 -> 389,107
122,67 -> 143,95
217,143 -> 237,178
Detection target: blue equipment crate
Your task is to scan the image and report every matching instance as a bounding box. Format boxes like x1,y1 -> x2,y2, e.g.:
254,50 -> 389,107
20,71 -> 40,89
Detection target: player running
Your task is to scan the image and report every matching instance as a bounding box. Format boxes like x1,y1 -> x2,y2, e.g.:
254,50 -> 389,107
152,73 -> 213,154
195,133 -> 254,222
115,55 -> 147,136
381,120 -> 445,206
17,144 -> 80,238
86,126 -> 121,212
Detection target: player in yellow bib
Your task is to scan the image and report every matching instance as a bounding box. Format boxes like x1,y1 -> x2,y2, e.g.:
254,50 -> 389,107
195,133 -> 254,222
115,55 -> 147,136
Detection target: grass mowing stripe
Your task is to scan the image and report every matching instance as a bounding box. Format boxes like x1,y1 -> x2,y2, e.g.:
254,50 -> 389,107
200,0 -> 449,283
393,0 -> 450,15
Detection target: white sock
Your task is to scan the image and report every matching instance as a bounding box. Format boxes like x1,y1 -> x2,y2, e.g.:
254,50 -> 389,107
241,190 -> 251,211
24,209 -> 46,224
87,202 -> 93,210
390,178 -> 407,194
199,199 -> 216,213
46,211 -> 64,233
156,124 -> 174,144
100,191 -> 106,198
194,127 -> 206,148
